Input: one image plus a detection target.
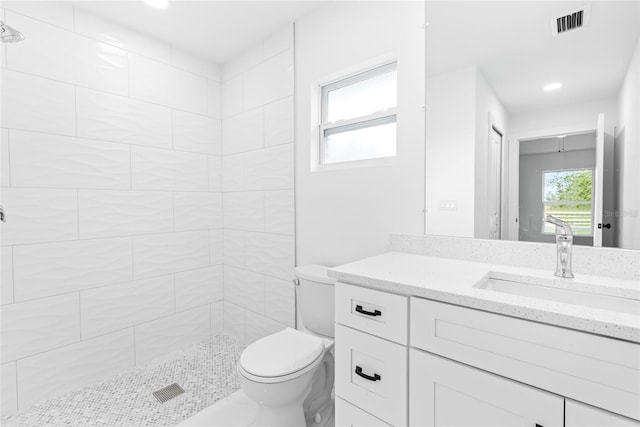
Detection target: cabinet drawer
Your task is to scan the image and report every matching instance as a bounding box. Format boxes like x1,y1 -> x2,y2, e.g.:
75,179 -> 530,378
335,324 -> 407,426
336,282 -> 408,345
336,397 -> 391,427
410,297 -> 640,421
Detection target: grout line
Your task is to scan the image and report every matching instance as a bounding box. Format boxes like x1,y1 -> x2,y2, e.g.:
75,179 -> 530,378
129,146 -> 133,190
14,360 -> 19,412
173,274 -> 177,313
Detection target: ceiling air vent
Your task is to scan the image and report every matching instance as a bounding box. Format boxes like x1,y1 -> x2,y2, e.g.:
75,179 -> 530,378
551,5 -> 591,35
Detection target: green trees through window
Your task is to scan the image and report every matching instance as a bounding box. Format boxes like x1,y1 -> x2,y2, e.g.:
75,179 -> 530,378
543,169 -> 593,235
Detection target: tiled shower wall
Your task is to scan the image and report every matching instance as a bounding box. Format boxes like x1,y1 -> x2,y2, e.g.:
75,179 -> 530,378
221,26 -> 296,344
0,3 -> 223,415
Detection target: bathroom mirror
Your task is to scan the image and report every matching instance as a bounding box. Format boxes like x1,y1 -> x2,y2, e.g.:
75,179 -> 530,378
425,1 -> 640,249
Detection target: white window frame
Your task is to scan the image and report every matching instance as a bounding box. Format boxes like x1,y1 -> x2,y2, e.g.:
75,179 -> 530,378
541,168 -> 594,236
318,61 -> 398,165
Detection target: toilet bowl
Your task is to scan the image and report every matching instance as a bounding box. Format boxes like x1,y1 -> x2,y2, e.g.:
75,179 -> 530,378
238,265 -> 336,427
238,328 -> 334,427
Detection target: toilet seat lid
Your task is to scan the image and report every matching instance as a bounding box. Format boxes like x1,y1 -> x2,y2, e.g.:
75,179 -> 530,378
240,328 -> 325,378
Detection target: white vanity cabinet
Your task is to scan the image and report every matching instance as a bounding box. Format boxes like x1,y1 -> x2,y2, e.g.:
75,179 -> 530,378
334,281 -> 640,427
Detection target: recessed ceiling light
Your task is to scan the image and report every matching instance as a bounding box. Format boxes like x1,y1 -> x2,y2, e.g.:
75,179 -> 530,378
544,82 -> 562,92
144,0 -> 168,9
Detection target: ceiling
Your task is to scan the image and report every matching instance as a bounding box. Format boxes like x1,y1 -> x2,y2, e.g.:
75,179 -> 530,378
71,0 -> 325,64
426,1 -> 640,115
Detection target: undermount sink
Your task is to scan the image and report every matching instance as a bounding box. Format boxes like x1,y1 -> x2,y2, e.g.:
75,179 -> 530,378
474,273 -> 640,316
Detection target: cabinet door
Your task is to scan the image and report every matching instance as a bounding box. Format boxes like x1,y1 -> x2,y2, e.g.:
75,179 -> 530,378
410,349 -> 564,427
336,397 -> 391,427
566,400 -> 640,427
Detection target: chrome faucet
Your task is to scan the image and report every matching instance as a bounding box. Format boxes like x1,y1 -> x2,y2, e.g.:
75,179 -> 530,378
543,215 -> 574,278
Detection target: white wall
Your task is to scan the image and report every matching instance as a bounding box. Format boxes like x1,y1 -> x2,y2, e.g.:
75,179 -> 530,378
616,36 -> 640,250
474,69 -> 509,239
295,1 -> 426,267
425,66 -> 476,237
0,3 -> 223,414
425,66 -> 508,239
220,27 -> 295,345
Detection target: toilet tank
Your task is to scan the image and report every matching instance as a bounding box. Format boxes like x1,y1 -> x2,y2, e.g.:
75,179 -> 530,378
295,265 -> 336,338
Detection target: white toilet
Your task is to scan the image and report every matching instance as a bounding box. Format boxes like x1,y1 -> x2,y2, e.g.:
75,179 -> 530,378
237,265 -> 336,427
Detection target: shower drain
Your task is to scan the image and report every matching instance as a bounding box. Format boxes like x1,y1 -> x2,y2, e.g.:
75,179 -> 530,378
152,383 -> 185,403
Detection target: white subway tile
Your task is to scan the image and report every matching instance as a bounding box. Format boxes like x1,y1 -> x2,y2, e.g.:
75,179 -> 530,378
1,248 -> 13,305
223,108 -> 263,155
6,12 -> 128,95
2,1 -> 73,30
223,302 -> 245,344
224,265 -> 265,315
73,9 -> 171,63
173,111 -> 221,155
0,9 -> 5,70
76,88 -> 172,149
1,293 -> 80,361
1,128 -> 9,186
207,80 -> 222,119
222,75 -> 243,118
129,54 -> 207,114
211,301 -> 223,337
208,156 -> 223,192
0,70 -> 75,136
13,238 -> 133,301
1,362 -> 17,417
175,266 -> 223,312
171,48 -> 220,80
264,276 -> 295,327
222,154 -> 244,192
265,190 -> 294,235
0,188 -> 78,246
223,192 -> 264,232
135,305 -> 210,364
245,311 -> 286,344
243,50 -> 293,110
209,229 -> 223,266
245,232 -> 294,281
17,329 -> 134,410
174,192 -> 222,231
263,25 -> 293,59
78,190 -> 173,239
10,130 -> 131,189
244,144 -> 294,190
222,44 -> 263,82
80,275 -> 174,339
223,229 -> 244,268
131,146 -> 208,191
132,231 -> 210,279
264,96 -> 294,146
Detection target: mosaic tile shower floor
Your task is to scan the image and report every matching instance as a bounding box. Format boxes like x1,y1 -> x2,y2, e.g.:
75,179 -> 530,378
2,335 -> 245,427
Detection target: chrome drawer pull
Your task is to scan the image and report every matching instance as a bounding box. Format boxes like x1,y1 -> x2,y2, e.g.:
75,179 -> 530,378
355,365 -> 381,382
355,304 -> 381,317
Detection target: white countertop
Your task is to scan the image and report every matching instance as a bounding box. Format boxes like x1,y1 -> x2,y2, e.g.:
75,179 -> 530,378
328,252 -> 640,343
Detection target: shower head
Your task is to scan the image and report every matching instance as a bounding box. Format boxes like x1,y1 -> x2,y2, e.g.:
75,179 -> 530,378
1,20 -> 25,43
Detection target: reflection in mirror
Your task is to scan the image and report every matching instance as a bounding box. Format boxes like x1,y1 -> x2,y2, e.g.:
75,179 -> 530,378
425,1 -> 640,249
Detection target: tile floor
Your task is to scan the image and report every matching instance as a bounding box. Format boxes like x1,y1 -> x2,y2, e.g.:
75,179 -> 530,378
2,335 -> 244,427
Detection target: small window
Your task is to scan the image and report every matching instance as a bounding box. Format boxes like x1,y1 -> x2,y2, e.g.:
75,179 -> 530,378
319,62 -> 397,165
542,169 -> 593,236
